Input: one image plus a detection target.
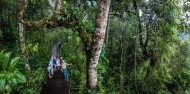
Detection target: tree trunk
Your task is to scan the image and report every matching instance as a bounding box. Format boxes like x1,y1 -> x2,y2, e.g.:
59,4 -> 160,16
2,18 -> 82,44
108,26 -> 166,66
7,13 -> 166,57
119,19 -> 124,93
18,0 -> 28,56
133,0 -> 147,59
18,22 -> 26,55
87,0 -> 111,89
105,14 -> 110,44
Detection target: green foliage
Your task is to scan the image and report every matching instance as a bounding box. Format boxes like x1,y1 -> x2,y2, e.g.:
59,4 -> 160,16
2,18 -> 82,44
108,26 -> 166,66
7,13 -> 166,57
58,29 -> 87,93
14,27 -> 51,93
0,0 -> 190,93
19,68 -> 45,94
83,89 -> 99,94
169,41 -> 190,93
0,30 -> 2,39
59,0 -> 95,34
0,50 -> 26,93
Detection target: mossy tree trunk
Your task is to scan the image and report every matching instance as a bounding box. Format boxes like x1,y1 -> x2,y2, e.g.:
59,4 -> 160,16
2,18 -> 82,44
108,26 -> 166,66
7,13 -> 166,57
87,0 -> 111,89
18,0 -> 28,56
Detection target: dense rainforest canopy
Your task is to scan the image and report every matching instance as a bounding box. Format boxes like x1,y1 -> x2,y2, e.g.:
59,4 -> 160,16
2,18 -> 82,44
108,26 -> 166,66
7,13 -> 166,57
0,0 -> 190,94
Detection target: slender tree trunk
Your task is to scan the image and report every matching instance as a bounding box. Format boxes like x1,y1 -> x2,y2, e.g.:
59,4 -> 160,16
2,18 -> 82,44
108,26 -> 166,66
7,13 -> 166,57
18,22 -> 26,55
133,0 -> 148,59
117,19 -> 127,93
134,20 -> 139,94
18,0 -> 28,56
133,0 -> 143,47
119,19 -> 124,93
105,14 -> 110,44
87,0 -> 111,89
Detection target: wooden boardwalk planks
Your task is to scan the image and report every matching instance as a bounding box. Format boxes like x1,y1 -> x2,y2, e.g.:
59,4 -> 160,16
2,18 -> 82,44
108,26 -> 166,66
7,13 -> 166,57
41,71 -> 70,94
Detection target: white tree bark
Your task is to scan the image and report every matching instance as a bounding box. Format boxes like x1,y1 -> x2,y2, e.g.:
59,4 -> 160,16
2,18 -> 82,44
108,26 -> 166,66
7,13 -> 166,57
87,0 -> 111,89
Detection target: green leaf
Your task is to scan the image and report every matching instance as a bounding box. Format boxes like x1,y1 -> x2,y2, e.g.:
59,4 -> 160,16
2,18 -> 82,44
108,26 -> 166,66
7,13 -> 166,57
0,50 -> 5,70
11,79 -> 17,86
8,57 -> 20,71
0,50 -> 4,61
57,15 -> 65,21
57,15 -> 62,20
7,72 -> 19,87
14,70 -> 26,83
2,52 -> 11,70
0,79 -> 5,91
5,84 -> 11,93
0,71 -> 5,77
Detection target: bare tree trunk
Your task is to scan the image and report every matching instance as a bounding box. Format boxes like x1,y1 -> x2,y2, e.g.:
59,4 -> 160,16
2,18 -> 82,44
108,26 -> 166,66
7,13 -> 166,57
105,14 -> 110,44
119,19 -> 124,93
133,0 -> 143,47
87,0 -> 111,89
18,22 -> 26,55
18,0 -> 28,56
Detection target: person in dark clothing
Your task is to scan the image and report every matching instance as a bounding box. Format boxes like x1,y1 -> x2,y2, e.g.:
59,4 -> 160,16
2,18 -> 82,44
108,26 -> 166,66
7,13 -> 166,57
59,57 -> 63,71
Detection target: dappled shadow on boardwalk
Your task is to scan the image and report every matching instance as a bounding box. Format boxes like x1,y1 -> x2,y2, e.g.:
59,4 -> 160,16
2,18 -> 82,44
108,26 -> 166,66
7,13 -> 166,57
41,71 -> 70,94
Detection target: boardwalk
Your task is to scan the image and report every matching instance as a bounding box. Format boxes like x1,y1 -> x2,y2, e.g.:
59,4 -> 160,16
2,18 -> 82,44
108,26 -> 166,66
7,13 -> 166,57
41,71 -> 70,94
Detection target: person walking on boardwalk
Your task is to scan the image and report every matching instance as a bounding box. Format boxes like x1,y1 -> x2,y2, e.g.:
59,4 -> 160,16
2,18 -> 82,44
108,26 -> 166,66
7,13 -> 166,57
60,57 -> 63,71
56,57 -> 61,71
51,55 -> 57,70
49,59 -> 54,75
47,64 -> 52,78
61,59 -> 71,80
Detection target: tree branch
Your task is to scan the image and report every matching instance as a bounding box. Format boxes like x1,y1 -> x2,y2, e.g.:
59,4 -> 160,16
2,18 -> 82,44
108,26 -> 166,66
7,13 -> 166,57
46,12 -> 92,49
17,0 -> 28,21
18,0 -> 62,27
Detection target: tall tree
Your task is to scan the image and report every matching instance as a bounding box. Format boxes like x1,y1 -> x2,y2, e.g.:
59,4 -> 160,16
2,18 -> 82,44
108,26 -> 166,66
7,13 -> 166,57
87,0 -> 111,88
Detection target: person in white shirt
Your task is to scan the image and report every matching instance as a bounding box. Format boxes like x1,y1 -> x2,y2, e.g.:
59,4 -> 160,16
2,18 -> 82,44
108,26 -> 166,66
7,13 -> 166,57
56,58 -> 60,71
61,59 -> 71,80
49,59 -> 54,75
